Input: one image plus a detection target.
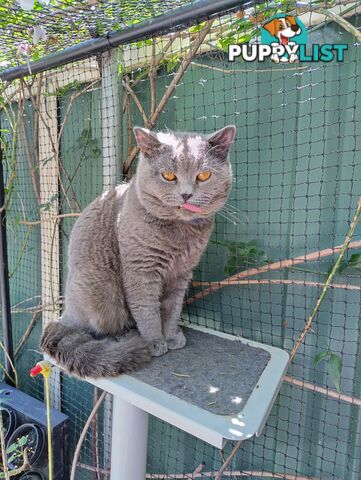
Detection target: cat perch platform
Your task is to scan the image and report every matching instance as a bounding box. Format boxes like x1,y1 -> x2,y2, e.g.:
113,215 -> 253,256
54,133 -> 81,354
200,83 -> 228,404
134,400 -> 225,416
83,324 -> 289,480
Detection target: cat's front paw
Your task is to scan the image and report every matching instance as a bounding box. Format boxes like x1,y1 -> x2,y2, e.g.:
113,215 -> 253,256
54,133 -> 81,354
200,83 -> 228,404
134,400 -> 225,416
149,340 -> 168,357
167,330 -> 186,350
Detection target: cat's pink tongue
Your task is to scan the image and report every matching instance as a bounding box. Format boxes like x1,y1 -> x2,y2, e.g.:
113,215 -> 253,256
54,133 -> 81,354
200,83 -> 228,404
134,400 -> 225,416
181,202 -> 203,213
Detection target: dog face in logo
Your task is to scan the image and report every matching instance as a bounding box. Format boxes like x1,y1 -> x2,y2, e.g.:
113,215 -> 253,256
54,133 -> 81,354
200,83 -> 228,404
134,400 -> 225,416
263,16 -> 301,46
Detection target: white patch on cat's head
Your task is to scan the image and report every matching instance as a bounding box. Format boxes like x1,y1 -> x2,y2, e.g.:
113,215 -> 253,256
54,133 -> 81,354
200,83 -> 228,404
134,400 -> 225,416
157,132 -> 184,158
187,136 -> 204,161
116,183 -> 129,198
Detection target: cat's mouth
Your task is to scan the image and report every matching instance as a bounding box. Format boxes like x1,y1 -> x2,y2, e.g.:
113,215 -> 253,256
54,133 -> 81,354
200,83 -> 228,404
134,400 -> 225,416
179,202 -> 204,214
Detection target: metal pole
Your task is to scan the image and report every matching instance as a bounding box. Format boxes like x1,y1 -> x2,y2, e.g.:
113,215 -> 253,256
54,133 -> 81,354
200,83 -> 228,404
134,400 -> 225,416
101,48 -> 123,471
0,0 -> 254,83
101,49 -> 122,189
110,396 -> 149,480
0,127 -> 14,384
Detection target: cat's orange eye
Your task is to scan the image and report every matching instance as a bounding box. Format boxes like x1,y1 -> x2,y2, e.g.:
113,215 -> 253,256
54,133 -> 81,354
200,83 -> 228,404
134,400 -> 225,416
197,171 -> 212,182
162,172 -> 177,181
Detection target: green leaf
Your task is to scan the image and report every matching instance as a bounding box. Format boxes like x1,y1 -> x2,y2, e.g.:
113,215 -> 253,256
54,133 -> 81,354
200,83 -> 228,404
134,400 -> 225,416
32,49 -> 40,62
329,251 -> 361,276
314,350 -> 330,366
348,253 -> 361,269
236,33 -> 252,43
6,443 -> 18,454
328,354 -> 342,392
228,243 -> 246,254
224,256 -> 238,276
18,435 -> 28,447
189,21 -> 206,33
8,453 -> 17,463
117,62 -> 123,75
217,239 -> 270,277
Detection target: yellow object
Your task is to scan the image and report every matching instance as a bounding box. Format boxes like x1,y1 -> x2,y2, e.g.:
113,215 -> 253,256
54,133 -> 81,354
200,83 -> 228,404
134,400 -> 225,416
30,361 -> 53,480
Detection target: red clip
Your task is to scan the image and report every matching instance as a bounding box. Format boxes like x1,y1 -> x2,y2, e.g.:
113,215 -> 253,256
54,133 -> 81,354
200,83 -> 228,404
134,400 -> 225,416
30,364 -> 43,377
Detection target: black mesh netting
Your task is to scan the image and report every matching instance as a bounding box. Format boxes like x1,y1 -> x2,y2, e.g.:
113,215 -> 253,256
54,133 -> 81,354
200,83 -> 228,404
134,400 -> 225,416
1,3 -> 361,479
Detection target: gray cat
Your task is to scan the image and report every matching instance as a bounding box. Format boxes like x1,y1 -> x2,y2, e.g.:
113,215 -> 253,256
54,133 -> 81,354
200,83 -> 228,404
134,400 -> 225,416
41,125 -> 236,378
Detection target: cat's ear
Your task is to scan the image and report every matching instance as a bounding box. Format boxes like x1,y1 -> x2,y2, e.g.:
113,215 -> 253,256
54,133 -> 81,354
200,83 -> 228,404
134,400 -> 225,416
208,125 -> 236,160
134,127 -> 161,157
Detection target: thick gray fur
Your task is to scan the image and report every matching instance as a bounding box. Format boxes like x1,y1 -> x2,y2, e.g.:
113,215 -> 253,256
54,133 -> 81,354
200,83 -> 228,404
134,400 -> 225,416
41,126 -> 236,378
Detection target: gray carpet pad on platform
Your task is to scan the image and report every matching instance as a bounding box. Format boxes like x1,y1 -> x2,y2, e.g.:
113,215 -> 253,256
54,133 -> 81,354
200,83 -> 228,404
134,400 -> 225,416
132,328 -> 271,416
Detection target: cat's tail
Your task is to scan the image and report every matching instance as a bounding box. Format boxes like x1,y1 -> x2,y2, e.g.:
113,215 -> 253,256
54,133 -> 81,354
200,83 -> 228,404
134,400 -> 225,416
40,322 -> 151,378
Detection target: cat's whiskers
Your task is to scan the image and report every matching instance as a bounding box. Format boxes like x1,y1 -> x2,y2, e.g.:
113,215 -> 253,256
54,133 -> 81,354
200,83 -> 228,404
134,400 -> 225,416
219,208 -> 240,225
216,210 -> 238,226
223,201 -> 247,215
221,204 -> 249,224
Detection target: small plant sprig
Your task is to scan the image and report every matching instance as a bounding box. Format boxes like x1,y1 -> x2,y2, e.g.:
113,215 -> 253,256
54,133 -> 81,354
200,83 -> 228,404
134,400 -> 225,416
6,434 -> 29,466
211,239 -> 271,276
0,396 -> 30,478
314,350 -> 342,392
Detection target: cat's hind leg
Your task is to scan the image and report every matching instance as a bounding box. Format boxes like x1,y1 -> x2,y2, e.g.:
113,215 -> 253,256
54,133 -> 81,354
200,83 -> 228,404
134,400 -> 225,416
65,272 -> 132,337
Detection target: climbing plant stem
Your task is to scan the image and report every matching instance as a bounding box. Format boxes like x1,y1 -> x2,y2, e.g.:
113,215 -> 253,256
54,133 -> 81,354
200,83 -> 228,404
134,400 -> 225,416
289,196 -> 361,362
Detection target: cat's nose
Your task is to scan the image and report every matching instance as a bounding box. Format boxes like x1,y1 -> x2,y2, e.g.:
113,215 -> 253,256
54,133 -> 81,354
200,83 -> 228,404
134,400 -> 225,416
182,193 -> 193,202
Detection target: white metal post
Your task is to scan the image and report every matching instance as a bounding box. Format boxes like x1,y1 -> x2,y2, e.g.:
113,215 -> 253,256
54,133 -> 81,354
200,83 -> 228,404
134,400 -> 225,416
101,47 -> 123,472
110,396 -> 149,480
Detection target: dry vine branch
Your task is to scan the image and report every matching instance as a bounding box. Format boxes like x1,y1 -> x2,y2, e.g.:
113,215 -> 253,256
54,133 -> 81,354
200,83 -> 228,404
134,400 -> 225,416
153,33 -> 182,67
0,91 -> 20,213
78,463 -> 109,476
58,80 -> 98,143
121,31 -> 182,100
33,73 -> 43,175
19,212 -> 81,226
145,471 -> 319,479
149,38 -> 157,117
19,80 -> 41,205
70,391 -> 107,480
185,240 -> 361,305
300,5 -> 361,41
14,311 -> 41,358
122,19 -> 214,175
23,81 -> 69,205
125,92 -> 134,155
20,118 -> 41,205
0,341 -> 18,388
190,62 -> 309,74
123,76 -> 148,124
214,440 -> 242,480
78,465 -> 318,480
284,375 -> 361,407
23,79 -> 80,211
148,20 -> 214,128
192,279 -> 361,291
91,387 -> 101,480
289,197 -> 361,362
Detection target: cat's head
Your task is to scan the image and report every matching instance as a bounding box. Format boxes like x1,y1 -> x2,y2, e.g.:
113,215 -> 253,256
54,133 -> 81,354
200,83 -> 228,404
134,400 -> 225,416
133,126 -> 236,221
